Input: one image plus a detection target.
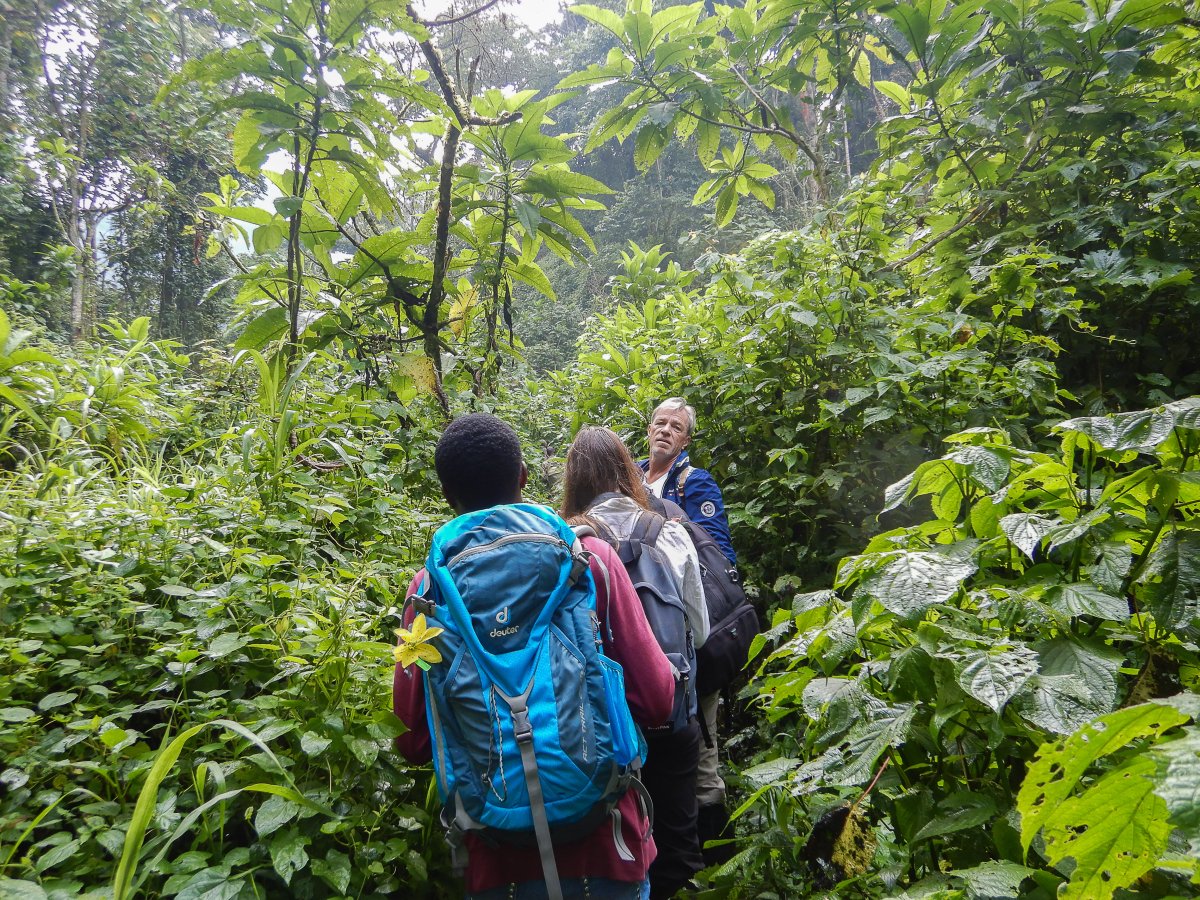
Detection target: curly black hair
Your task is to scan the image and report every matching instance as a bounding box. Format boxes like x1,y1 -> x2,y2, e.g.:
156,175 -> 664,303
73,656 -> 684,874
434,413 -> 525,511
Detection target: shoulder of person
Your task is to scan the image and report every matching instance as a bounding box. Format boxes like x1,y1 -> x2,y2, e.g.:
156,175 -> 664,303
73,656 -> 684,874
682,464 -> 719,487
580,532 -> 619,560
660,519 -> 700,556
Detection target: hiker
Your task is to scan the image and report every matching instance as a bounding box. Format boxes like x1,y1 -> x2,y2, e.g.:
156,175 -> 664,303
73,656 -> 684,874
393,413 -> 674,899
639,398 -> 750,866
639,398 -> 736,567
561,426 -> 708,900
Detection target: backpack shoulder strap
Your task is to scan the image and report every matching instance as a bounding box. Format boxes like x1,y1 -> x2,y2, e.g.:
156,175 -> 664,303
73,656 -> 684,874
676,465 -> 694,503
630,508 -> 665,549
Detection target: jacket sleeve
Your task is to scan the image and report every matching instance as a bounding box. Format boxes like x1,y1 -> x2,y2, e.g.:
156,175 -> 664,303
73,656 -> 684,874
660,521 -> 710,649
392,572 -> 432,763
584,536 -> 674,728
681,467 -> 737,566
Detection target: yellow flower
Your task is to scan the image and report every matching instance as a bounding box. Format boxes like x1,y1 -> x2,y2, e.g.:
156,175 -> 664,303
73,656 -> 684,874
394,613 -> 444,669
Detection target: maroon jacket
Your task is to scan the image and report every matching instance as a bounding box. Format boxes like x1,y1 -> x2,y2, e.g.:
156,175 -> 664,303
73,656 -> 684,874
393,535 -> 675,893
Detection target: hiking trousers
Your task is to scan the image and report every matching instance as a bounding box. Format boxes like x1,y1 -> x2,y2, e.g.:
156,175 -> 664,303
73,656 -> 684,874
644,721 -> 703,899
696,691 -> 726,808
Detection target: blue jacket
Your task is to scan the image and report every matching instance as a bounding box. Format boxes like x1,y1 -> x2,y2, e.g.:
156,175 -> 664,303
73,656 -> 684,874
639,451 -> 737,566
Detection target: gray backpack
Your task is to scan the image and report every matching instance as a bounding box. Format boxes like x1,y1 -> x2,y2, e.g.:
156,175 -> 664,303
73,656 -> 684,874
594,496 -> 697,731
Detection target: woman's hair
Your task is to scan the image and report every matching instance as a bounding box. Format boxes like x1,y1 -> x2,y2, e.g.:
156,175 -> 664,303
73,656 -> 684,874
560,426 -> 650,519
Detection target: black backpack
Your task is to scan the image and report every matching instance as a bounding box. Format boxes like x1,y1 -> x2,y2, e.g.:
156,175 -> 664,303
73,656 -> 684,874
650,496 -> 761,696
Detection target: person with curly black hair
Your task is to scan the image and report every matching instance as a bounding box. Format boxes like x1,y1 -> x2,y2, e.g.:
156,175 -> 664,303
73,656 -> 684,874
395,413 -> 674,900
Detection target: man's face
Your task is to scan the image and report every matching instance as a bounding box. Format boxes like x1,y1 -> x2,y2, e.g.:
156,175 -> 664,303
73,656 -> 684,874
648,407 -> 691,466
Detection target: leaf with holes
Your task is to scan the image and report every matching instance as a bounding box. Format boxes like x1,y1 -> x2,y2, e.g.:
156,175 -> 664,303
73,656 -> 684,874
1018,701 -> 1189,851
1043,756 -> 1172,900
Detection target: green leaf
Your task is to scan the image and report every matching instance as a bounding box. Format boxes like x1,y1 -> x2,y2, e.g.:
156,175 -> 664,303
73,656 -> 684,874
953,860 -> 1036,899
956,645 -> 1039,712
206,631 -> 250,659
509,261 -> 556,300
946,446 -> 1010,492
570,3 -> 623,34
37,691 -> 78,711
1138,530 -> 1200,629
696,119 -> 720,166
1150,727 -> 1200,838
255,794 -> 301,837
0,707 -> 36,722
861,552 -> 977,616
1056,407 -> 1174,453
1018,701 -> 1189,851
1047,582 -> 1129,621
513,199 -> 543,234
273,196 -> 303,218
714,185 -> 739,228
522,169 -> 614,199
300,731 -> 332,756
1018,673 -> 1114,735
234,307 -> 289,351
269,828 -> 311,885
634,123 -> 669,171
1037,637 -> 1122,709
173,868 -> 241,900
312,849 -> 351,894
913,791 -> 998,841
1045,757 -> 1172,900
36,838 -> 81,872
0,880 -> 48,900
252,220 -> 286,255
1000,513 -> 1054,559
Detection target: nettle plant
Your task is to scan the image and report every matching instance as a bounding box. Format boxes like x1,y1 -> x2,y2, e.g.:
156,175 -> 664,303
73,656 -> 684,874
741,398 -> 1200,898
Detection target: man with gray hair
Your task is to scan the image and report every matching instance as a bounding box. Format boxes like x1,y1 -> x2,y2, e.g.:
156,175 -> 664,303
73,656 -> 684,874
639,398 -> 736,565
639,397 -> 738,865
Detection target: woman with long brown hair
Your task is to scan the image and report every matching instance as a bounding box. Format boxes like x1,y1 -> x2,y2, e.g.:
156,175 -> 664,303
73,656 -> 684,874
561,426 -> 709,899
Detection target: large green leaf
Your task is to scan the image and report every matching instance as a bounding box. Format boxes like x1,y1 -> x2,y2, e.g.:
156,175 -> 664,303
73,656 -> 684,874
1056,406 -> 1175,453
955,645 -> 1038,712
999,513 -> 1055,559
1018,701 -> 1190,851
570,3 -> 624,34
1044,757 -> 1172,900
1036,637 -> 1122,708
860,552 -> 977,616
1046,582 -> 1129,621
234,307 -> 289,351
1150,726 -> 1200,839
794,704 -> 917,792
945,446 -> 1010,491
1014,673 -> 1117,735
1138,529 -> 1200,628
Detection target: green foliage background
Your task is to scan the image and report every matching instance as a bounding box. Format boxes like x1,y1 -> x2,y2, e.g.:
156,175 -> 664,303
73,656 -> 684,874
2,0 -> 1200,898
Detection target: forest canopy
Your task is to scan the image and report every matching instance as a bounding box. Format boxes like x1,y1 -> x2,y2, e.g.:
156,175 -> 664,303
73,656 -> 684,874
1,0 -> 1199,897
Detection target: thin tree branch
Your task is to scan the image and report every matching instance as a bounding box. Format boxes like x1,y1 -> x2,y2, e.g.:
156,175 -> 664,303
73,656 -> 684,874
417,0 -> 503,28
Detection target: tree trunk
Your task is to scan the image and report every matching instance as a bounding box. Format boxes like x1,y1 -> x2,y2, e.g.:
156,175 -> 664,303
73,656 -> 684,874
160,213 -> 177,340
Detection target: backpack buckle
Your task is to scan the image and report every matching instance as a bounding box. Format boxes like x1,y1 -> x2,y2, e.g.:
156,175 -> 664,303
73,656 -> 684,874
512,706 -> 534,743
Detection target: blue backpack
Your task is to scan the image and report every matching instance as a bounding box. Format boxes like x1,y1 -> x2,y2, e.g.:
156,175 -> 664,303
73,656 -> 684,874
414,503 -> 646,900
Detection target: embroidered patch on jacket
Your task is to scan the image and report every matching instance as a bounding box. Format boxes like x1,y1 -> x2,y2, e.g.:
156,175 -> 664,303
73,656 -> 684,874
700,500 -> 717,518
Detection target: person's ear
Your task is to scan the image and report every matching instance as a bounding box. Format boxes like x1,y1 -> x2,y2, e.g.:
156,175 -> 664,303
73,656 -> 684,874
516,462 -> 528,498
